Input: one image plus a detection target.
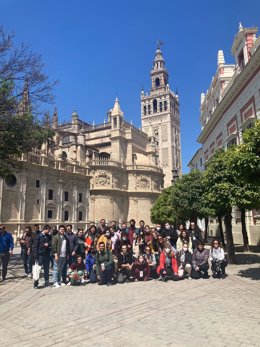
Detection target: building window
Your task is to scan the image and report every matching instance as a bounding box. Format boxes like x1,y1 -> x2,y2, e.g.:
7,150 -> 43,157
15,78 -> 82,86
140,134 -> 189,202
48,189 -> 53,200
64,191 -> 69,201
148,105 -> 151,115
143,106 -> 146,115
79,193 -> 83,203
79,211 -> 83,221
153,99 -> 157,113
36,199 -> 40,205
200,158 -> 203,167
5,174 -> 17,187
47,210 -> 53,219
64,211 -> 69,221
155,77 -> 160,88
62,151 -> 67,160
227,138 -> 237,149
159,102 -> 162,112
164,101 -> 167,111
36,180 -> 40,188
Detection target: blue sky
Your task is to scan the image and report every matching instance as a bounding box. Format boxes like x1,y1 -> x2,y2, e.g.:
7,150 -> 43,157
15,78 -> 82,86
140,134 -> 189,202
1,0 -> 260,172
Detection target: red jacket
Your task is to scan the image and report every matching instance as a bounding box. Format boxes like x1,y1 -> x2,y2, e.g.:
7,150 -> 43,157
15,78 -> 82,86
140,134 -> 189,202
157,252 -> 178,274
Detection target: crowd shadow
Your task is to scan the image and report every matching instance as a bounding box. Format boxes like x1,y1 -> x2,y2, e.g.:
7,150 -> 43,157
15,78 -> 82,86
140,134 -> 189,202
235,253 -> 260,265
237,267 -> 260,281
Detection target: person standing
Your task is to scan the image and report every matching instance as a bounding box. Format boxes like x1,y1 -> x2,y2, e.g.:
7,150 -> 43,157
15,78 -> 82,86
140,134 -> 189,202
38,225 -> 52,287
66,225 -> 78,265
0,224 -> 14,281
52,225 -> 69,288
20,226 -> 33,277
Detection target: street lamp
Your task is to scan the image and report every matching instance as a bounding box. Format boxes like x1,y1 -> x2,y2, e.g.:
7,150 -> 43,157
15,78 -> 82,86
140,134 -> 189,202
171,168 -> 179,186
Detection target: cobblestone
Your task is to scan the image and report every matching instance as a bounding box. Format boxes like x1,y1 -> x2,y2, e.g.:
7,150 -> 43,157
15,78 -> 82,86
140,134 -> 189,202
0,248 -> 260,346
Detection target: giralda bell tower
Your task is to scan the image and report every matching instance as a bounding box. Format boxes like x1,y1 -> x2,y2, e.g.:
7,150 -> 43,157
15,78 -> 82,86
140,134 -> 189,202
141,43 -> 182,187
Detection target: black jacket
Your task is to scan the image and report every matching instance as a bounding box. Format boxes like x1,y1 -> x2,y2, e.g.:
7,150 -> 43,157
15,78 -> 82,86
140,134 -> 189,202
176,250 -> 192,268
118,252 -> 133,268
162,227 -> 178,247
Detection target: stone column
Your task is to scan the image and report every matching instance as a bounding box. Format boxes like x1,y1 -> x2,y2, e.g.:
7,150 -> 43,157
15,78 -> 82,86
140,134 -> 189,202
40,176 -> 47,224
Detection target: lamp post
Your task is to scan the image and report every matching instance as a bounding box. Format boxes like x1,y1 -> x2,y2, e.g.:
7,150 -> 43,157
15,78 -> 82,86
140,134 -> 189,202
171,168 -> 179,186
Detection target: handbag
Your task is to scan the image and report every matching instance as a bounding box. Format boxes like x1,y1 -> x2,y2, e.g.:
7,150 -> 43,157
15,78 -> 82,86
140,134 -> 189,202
33,262 -> 41,281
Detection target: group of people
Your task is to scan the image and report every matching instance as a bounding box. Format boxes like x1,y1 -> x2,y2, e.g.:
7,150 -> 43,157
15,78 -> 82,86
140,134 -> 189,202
0,219 -> 228,287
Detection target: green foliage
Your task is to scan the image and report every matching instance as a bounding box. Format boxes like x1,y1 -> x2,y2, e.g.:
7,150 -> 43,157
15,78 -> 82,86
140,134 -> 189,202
151,187 -> 176,224
171,170 -> 210,221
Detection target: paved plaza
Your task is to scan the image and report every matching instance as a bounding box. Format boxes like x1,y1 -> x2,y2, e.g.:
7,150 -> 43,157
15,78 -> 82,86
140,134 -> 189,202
0,249 -> 260,347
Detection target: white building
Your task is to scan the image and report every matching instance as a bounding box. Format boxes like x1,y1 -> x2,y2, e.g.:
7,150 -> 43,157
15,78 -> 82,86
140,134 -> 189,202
190,23 -> 260,245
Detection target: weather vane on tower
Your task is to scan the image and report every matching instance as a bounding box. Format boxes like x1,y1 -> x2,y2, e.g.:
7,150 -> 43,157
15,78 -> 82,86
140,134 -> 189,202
156,40 -> 164,49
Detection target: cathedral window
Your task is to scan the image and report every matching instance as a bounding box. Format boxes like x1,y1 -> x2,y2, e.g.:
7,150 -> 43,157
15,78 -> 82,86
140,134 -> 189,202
148,105 -> 151,115
64,191 -> 69,201
36,179 -> 40,188
164,101 -> 167,111
143,106 -> 147,115
159,102 -> 162,112
79,211 -> 83,221
64,210 -> 69,221
79,193 -> 83,203
155,77 -> 160,88
153,99 -> 157,113
47,210 -> 53,219
48,189 -> 53,200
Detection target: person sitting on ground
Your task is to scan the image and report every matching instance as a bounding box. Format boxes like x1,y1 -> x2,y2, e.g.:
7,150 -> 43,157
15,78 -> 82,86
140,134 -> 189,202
176,229 -> 192,253
68,256 -> 86,285
96,242 -> 113,286
192,241 -> 209,279
157,241 -> 178,282
210,239 -> 227,278
85,247 -> 97,283
132,255 -> 150,282
117,244 -> 133,283
176,242 -> 192,280
143,245 -> 157,278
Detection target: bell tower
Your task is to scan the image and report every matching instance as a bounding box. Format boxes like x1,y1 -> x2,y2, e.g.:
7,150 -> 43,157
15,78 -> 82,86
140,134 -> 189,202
141,43 -> 182,187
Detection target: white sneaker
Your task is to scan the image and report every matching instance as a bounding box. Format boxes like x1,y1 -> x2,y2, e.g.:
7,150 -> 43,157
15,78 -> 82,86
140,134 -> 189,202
53,283 -> 61,288
81,278 -> 85,284
60,282 -> 66,287
67,282 -> 71,286
188,276 -> 192,280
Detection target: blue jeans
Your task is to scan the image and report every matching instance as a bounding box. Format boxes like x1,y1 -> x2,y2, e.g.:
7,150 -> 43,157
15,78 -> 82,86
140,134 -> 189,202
52,257 -> 67,284
100,265 -> 113,285
39,255 -> 50,283
21,250 -> 32,274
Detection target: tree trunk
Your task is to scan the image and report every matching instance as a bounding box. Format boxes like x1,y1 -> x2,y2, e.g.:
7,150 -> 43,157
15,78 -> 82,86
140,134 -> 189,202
224,208 -> 236,264
204,217 -> 209,242
217,215 -> 226,248
240,208 -> 250,252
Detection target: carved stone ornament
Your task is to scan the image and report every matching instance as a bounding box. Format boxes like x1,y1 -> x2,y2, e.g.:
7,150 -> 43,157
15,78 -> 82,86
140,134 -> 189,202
136,176 -> 150,189
95,172 -> 110,186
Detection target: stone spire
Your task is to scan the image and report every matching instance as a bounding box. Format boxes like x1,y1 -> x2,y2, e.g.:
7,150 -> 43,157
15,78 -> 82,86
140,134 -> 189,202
52,107 -> 58,129
18,81 -> 30,114
152,44 -> 166,71
217,50 -> 225,66
111,97 -> 124,117
151,42 -> 169,89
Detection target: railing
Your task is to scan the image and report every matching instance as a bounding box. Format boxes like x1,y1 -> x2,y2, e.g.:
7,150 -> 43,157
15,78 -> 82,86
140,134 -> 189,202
89,158 -> 124,168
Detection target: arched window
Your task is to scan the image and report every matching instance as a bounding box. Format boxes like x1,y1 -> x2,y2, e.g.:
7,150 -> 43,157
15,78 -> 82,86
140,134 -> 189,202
155,78 -> 160,88
99,152 -> 110,159
62,151 -> 67,160
153,99 -> 157,113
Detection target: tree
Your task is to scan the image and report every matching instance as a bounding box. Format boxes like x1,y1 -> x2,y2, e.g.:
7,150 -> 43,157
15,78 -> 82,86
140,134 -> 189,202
151,187 -> 177,225
0,27 -> 55,177
171,170 -> 210,222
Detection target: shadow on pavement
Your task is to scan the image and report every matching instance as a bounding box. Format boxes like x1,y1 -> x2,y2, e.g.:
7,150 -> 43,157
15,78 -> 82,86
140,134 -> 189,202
237,267 -> 260,281
235,253 -> 260,265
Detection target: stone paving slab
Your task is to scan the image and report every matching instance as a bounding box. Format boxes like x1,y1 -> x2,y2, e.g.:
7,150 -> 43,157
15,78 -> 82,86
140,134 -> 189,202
0,248 -> 260,346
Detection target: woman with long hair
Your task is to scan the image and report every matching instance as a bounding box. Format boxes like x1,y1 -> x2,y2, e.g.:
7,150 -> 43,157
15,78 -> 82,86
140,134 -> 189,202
157,241 -> 178,282
176,229 -> 192,253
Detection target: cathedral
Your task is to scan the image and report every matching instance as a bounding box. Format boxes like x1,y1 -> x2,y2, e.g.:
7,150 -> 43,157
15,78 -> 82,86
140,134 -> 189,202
0,45 -> 182,238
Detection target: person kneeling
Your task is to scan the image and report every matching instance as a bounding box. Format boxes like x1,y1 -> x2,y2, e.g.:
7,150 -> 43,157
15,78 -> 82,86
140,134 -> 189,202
176,242 -> 192,280
117,245 -> 133,283
210,239 -> 227,278
157,243 -> 178,282
192,242 -> 209,279
132,255 -> 150,281
68,256 -> 86,285
96,242 -> 113,286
